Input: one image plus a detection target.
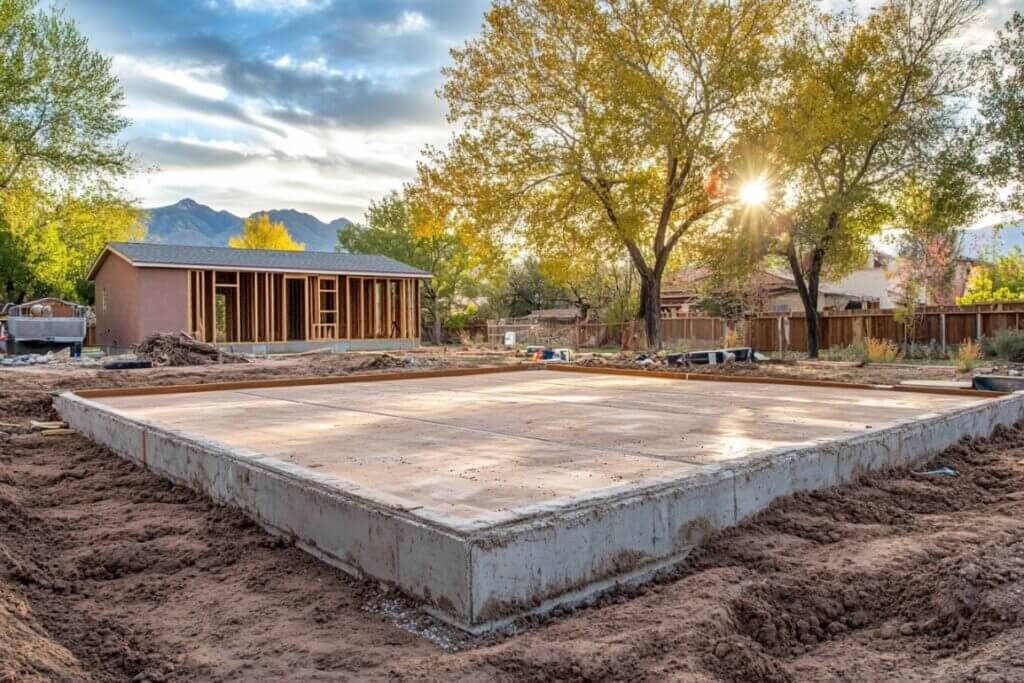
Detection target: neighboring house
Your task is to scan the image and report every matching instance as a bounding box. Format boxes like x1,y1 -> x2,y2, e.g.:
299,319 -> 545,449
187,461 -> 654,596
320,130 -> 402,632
527,307 -> 584,323
887,254 -> 981,306
88,242 -> 431,352
662,258 -> 886,316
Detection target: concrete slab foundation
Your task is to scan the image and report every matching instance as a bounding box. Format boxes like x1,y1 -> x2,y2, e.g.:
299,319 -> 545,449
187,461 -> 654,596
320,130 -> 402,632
54,367 -> 1024,632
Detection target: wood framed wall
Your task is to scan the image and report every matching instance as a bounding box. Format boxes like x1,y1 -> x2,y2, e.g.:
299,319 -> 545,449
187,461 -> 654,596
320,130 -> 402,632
186,269 -> 422,344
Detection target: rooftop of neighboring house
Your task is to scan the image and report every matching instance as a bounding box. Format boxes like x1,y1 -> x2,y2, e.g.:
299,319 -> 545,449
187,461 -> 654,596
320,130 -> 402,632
528,307 -> 582,321
662,266 -> 865,300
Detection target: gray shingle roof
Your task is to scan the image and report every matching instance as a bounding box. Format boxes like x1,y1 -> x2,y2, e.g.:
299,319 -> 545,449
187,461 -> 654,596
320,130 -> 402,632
95,242 -> 431,278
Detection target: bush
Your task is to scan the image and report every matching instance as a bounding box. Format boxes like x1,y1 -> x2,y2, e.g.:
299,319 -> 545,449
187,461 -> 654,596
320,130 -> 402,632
866,338 -> 900,363
722,328 -> 742,347
957,339 -> 983,372
901,340 -> 946,361
981,328 -> 1024,362
823,340 -> 868,363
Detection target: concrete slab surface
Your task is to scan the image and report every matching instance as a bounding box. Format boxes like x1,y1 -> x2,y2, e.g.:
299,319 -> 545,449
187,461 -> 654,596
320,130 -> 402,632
57,368 -> 1024,632
94,370 -> 980,524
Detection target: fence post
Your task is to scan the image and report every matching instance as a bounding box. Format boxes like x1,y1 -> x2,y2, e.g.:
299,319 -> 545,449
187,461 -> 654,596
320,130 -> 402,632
976,312 -> 982,341
940,313 -> 946,354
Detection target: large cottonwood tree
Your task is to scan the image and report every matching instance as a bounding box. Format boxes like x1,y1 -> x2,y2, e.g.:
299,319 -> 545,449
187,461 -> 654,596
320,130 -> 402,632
768,0 -> 980,357
428,0 -> 793,348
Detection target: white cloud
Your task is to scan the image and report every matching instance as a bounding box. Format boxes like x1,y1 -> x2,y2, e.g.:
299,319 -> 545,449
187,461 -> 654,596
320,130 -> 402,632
115,56 -> 228,101
227,0 -> 328,12
380,11 -> 431,36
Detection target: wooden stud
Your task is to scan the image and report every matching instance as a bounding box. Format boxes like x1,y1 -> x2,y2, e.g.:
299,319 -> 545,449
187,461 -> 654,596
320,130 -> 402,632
345,276 -> 351,339
358,278 -> 365,339
385,278 -> 393,338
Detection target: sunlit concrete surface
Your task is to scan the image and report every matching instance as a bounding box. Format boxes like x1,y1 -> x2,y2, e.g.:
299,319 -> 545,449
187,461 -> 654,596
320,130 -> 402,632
93,370 -> 981,525
58,369 -> 1023,631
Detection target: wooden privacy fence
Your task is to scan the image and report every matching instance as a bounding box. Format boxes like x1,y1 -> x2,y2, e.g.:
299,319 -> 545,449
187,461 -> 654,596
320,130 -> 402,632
747,303 -> 1024,353
485,303 -> 1024,353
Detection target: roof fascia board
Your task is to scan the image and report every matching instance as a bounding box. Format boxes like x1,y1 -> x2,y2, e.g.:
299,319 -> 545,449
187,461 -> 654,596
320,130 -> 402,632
87,245 -> 132,280
128,261 -> 432,278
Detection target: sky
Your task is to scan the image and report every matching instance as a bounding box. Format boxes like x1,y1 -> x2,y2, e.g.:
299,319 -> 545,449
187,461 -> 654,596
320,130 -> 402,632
66,0 -> 1022,224
65,0 -> 491,221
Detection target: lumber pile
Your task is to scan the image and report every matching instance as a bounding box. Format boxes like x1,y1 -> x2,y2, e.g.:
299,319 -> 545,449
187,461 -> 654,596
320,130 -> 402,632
135,333 -> 252,367
31,420 -> 74,436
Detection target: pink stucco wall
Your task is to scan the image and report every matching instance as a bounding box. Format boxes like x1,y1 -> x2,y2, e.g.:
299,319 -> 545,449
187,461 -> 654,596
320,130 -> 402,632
93,253 -> 187,348
136,268 -> 188,340
94,252 -> 139,349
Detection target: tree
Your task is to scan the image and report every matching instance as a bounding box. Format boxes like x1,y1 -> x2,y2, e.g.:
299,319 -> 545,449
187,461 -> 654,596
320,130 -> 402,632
0,0 -> 140,305
0,177 -> 143,303
475,257 -> 572,320
338,190 -> 474,344
979,11 -> 1024,213
958,249 -> 1024,304
889,137 -> 982,308
426,0 -> 794,348
229,213 -> 304,251
765,0 -> 980,357
0,0 -> 131,192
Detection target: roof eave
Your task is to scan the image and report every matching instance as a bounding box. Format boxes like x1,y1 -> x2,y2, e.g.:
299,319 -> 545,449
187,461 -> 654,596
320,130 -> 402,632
126,261 -> 432,278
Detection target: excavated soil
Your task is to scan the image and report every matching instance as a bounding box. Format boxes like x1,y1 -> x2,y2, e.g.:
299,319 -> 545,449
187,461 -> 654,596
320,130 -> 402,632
1,355 -> 1023,681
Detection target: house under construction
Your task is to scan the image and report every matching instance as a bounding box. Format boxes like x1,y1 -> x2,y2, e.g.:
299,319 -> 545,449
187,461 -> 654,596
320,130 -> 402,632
88,242 -> 430,352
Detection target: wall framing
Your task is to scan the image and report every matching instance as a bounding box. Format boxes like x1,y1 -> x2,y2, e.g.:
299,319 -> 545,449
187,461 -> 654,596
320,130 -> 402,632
185,268 -> 423,344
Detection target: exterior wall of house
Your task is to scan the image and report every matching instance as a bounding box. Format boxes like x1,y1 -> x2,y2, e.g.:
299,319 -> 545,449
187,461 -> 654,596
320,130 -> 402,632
136,268 -> 188,340
94,252 -> 140,349
94,257 -> 188,349
829,268 -> 894,308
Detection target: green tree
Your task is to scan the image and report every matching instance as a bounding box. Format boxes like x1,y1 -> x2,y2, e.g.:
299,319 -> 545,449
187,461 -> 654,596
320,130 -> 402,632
979,11 -> 1024,213
0,0 -> 130,191
426,0 -> 795,348
890,137 -> 982,308
229,213 -> 305,251
765,0 -> 979,357
958,250 -> 1024,304
476,257 -> 571,320
0,0 -> 139,304
338,190 -> 473,344
0,178 -> 143,303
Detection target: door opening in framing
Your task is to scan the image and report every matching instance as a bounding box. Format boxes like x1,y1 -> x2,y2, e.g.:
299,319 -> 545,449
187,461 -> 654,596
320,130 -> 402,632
286,278 -> 307,341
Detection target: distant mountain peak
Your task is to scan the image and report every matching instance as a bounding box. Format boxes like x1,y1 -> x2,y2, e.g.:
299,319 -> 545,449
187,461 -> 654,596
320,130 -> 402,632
142,199 -> 352,252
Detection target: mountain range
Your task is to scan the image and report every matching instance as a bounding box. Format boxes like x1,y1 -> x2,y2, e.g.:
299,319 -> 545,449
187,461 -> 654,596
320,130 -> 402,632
141,198 -> 353,252
961,221 -> 1024,259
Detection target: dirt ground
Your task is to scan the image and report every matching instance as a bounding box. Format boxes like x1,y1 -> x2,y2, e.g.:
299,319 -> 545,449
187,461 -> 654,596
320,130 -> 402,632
2,353 -> 1023,682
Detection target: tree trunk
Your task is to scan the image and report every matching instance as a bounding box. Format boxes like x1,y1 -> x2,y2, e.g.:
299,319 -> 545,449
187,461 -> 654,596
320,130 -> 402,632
786,239 -> 823,359
638,277 -> 649,322
641,273 -> 661,350
432,299 -> 442,345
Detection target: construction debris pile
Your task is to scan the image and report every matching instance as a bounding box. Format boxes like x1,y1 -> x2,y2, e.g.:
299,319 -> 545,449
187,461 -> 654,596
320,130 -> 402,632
355,353 -> 448,370
135,333 -> 251,367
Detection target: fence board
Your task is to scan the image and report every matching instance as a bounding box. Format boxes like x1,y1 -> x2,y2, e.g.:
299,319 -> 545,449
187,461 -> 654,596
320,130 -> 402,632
484,304 -> 1024,353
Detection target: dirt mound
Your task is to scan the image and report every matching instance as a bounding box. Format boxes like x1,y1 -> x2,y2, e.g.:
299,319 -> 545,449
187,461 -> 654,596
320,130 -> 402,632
135,333 -> 251,367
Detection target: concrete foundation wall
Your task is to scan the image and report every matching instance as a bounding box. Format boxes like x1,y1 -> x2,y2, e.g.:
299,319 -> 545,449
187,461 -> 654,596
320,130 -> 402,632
55,393 -> 471,620
54,378 -> 1024,633
464,393 -> 1024,627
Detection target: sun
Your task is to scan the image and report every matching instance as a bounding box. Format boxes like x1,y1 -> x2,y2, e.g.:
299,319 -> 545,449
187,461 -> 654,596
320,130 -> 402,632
739,176 -> 769,206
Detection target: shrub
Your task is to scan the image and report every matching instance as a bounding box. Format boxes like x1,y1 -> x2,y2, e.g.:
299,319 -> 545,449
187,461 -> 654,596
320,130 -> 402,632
956,339 -> 983,372
866,338 -> 900,363
981,328 -> 1024,362
823,340 -> 868,363
722,328 -> 742,347
901,340 -> 945,361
